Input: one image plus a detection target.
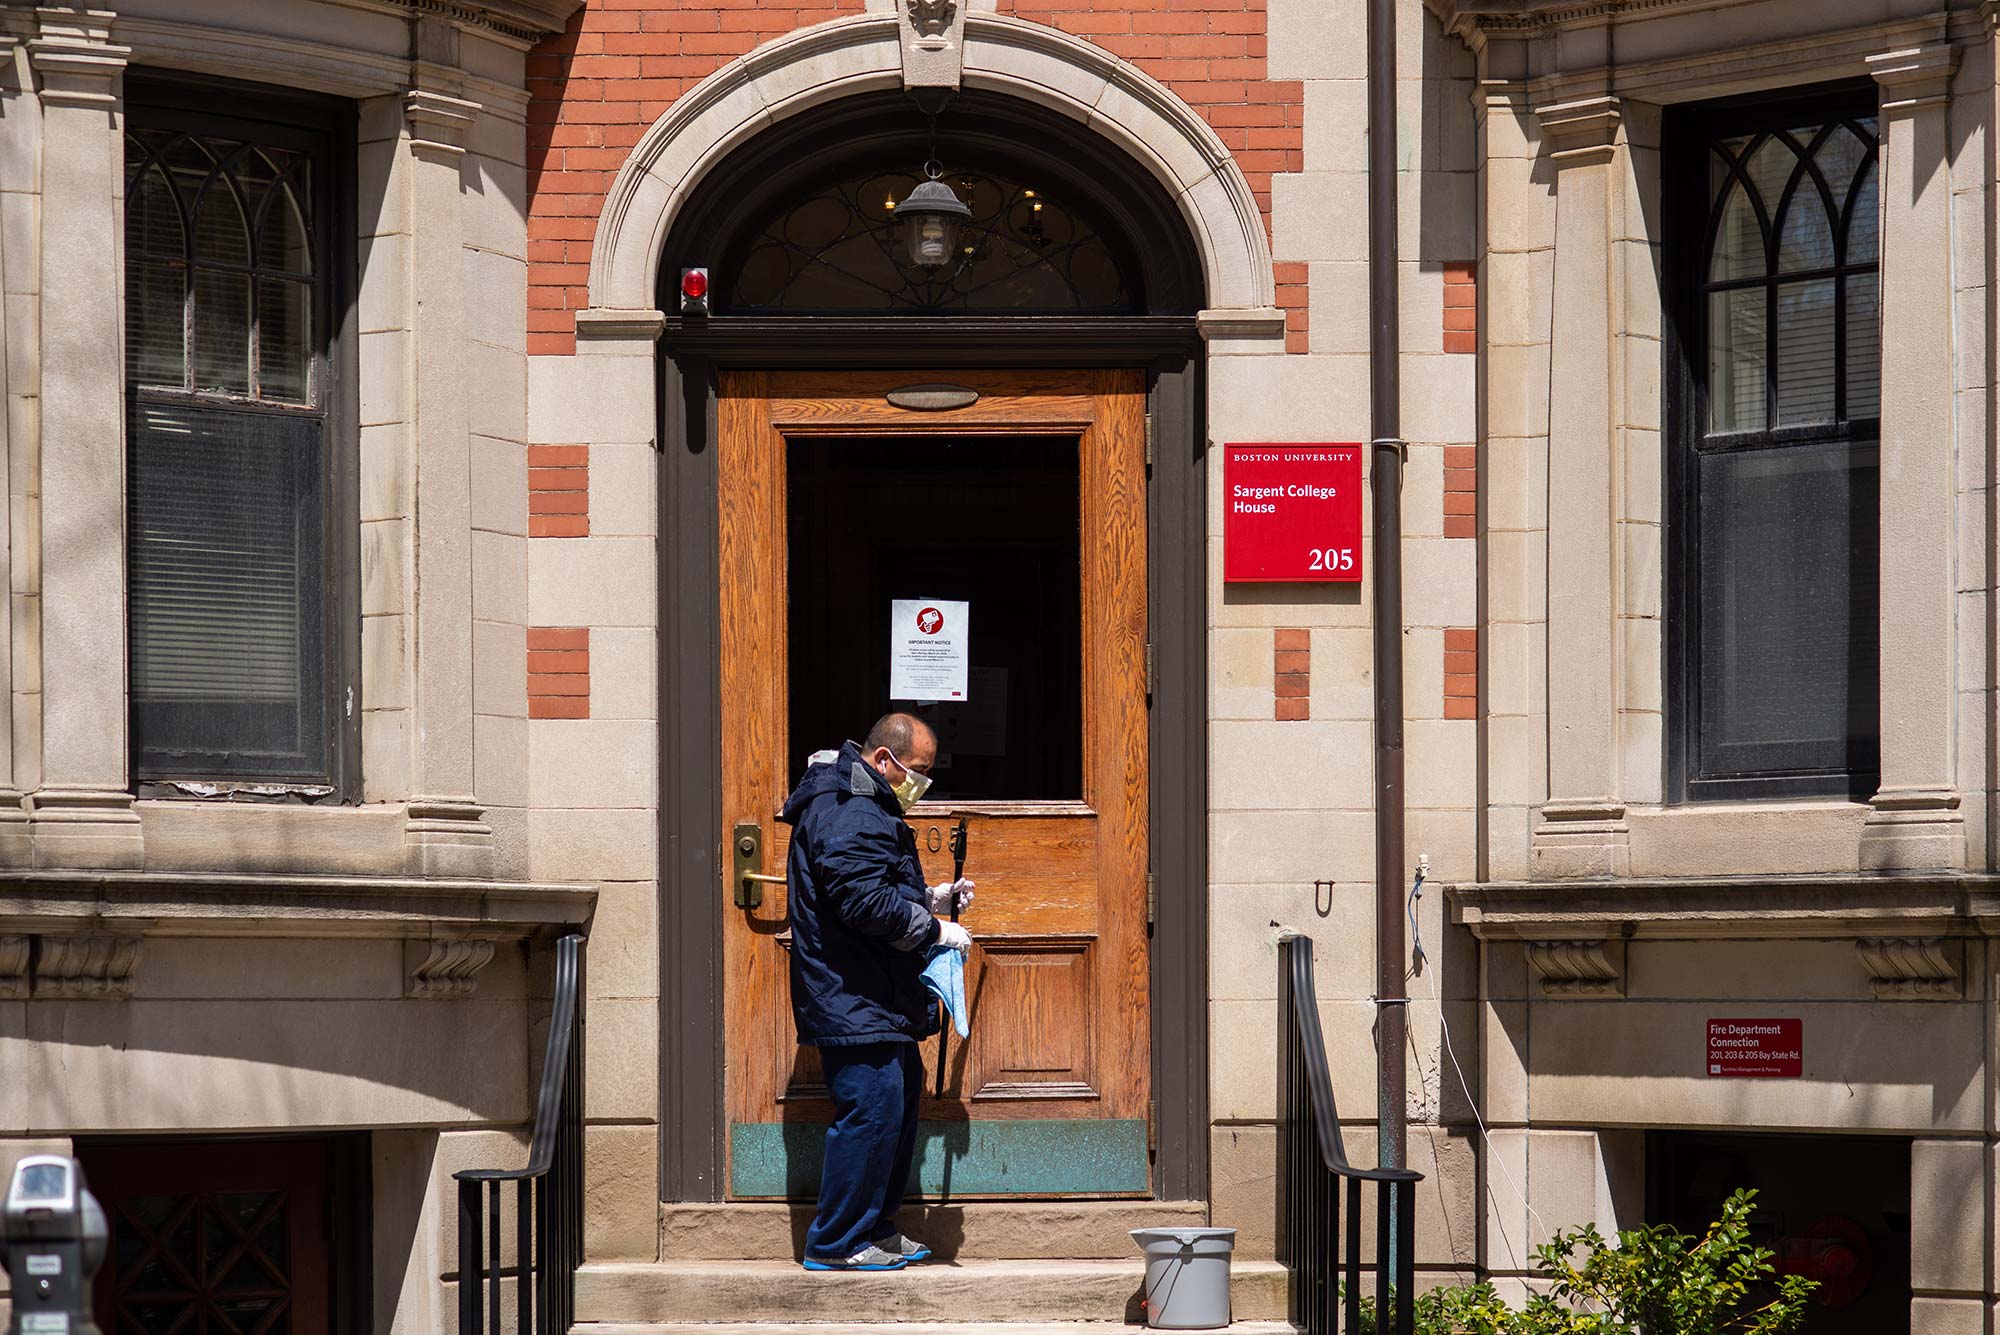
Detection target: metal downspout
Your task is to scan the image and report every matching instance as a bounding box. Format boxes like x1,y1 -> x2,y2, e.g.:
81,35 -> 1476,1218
1367,0 -> 1409,1181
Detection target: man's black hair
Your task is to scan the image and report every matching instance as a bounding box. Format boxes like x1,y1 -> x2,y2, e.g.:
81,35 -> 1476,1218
863,712 -> 933,756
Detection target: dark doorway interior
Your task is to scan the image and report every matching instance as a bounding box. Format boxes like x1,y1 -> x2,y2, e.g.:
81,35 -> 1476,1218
1648,1131 -> 1910,1335
785,434 -> 1083,800
78,1135 -> 368,1335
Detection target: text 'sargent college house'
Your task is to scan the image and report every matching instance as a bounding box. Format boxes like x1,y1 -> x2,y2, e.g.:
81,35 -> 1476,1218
0,0 -> 1995,1332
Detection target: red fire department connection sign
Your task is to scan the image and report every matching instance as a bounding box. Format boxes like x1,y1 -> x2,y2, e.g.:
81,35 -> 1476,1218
1223,444 -> 1364,583
1706,1018 -> 1802,1078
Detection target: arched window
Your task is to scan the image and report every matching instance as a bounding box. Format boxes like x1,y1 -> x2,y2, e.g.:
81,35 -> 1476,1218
1669,88 -> 1880,802
729,165 -> 1134,313
662,91 -> 1199,321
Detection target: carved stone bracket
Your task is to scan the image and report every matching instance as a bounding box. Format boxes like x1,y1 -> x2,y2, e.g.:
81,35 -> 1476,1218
1525,939 -> 1624,997
901,0 -> 966,97
35,935 -> 143,999
28,8 -> 128,108
406,88 -> 481,159
1534,95 -> 1622,166
0,936 -> 26,998
1856,937 -> 1962,1000
1867,44 -> 1958,113
407,938 -> 499,999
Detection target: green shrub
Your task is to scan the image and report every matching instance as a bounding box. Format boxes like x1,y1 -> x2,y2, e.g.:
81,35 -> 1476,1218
1341,1188 -> 1818,1335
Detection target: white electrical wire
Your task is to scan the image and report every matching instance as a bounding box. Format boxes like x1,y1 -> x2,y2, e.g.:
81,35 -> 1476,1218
1406,866 -> 1549,1273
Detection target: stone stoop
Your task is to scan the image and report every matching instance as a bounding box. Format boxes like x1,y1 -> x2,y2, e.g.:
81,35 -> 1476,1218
585,1201 -> 1291,1330
574,1258 -> 1291,1326
579,1325 -> 1300,1335
660,1201 -> 1213,1261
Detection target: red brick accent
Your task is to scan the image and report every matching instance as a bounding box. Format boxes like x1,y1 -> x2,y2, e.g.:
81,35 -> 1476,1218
1274,627 -> 1308,720
529,626 -> 591,719
525,1 -> 1306,354
1442,262 -> 1476,356
1443,626 -> 1475,720
1442,442 -> 1475,540
530,444 -> 589,538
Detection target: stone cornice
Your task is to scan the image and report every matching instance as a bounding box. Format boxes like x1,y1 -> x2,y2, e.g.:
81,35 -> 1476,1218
383,0 -> 583,44
1427,0 -> 1712,37
1449,872 -> 2000,940
0,870 -> 595,939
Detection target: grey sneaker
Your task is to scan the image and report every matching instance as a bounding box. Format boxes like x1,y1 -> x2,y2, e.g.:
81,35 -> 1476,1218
802,1243 -> 908,1272
874,1232 -> 933,1262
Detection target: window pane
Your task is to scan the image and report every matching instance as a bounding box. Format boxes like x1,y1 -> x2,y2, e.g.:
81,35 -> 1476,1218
1847,271 -> 1880,418
191,267 -> 251,395
1776,179 -> 1835,272
258,181 -> 312,278
1707,287 -> 1766,433
194,172 -> 251,270
1709,180 -> 1766,282
1846,158 -> 1878,264
1816,124 -> 1871,216
127,257 -> 185,389
256,278 -> 310,404
1775,277 -> 1837,425
127,400 -> 326,779
1697,441 -> 1878,777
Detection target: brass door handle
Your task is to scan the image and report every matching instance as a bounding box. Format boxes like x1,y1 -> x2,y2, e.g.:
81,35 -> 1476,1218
731,821 -> 785,908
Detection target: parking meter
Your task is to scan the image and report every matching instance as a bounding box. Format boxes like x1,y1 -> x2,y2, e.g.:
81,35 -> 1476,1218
1,1156 -> 106,1335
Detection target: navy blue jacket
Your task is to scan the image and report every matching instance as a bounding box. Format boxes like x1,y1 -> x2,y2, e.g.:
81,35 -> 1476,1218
779,741 -> 941,1046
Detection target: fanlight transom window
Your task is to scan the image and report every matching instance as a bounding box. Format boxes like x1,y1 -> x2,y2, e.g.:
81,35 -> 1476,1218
1703,118 -> 1879,433
728,166 -> 1135,313
125,129 -> 317,405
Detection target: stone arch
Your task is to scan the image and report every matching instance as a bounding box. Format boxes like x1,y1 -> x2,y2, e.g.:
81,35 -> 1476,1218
586,10 -> 1275,318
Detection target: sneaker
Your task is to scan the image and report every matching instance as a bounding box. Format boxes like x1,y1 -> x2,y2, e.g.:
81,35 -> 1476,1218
801,1244 -> 909,1272
874,1232 -> 933,1262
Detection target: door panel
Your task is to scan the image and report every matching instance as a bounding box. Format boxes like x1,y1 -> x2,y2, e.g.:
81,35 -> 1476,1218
719,369 -> 1150,1198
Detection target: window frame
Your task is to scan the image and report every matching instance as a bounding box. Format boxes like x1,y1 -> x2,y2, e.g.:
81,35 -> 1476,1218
122,72 -> 361,801
1663,80 -> 1883,804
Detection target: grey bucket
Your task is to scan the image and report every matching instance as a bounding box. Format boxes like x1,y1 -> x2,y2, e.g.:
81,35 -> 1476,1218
1130,1226 -> 1238,1330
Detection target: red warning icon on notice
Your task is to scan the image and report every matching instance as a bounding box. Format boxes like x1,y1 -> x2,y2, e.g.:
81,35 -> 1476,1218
916,607 -> 945,635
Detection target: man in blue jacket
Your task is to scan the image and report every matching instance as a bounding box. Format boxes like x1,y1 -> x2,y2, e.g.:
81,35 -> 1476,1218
780,712 -> 973,1272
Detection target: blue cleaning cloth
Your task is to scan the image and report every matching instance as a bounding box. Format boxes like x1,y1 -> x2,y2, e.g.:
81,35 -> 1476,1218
921,943 -> 968,1038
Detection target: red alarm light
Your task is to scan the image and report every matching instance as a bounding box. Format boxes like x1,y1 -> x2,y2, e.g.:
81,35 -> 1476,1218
680,267 -> 710,316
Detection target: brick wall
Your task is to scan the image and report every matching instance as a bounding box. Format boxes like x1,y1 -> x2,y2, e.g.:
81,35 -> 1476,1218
528,627 -> 592,719
525,0 -> 1304,354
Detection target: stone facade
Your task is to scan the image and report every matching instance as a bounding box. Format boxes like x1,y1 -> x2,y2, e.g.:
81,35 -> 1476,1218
0,0 -> 1995,1332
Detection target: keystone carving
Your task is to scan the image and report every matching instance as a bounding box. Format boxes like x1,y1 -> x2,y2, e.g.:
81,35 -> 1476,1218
1856,938 -> 1961,1000
907,0 -> 955,36
900,0 -> 965,94
1525,940 -> 1624,997
35,936 -> 143,999
408,938 -> 498,999
0,936 -> 26,998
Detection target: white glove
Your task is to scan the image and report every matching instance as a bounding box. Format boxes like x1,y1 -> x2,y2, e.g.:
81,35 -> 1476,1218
927,877 -> 975,915
935,920 -> 972,953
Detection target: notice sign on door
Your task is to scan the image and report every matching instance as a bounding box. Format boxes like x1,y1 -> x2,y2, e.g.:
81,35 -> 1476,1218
1223,443 -> 1364,583
890,599 -> 969,702
1706,1018 -> 1802,1078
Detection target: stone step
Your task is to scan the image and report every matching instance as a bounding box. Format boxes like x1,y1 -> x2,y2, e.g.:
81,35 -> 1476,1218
579,1325 -> 1299,1334
576,1259 -> 1290,1326
660,1201 -> 1211,1261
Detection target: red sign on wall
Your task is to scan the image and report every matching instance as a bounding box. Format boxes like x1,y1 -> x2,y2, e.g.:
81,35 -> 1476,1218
1706,1018 -> 1803,1078
1223,444 -> 1364,583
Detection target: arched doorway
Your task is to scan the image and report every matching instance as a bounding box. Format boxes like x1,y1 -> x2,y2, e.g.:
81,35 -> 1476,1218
655,89 -> 1213,1206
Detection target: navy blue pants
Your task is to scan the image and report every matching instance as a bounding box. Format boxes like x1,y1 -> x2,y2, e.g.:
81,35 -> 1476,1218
804,1040 -> 921,1261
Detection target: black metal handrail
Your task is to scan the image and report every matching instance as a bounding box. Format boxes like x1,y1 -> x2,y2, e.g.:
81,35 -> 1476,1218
456,932 -> 586,1335
1279,933 -> 1423,1335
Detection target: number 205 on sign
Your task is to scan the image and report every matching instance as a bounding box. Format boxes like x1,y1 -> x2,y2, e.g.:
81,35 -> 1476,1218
1223,444 -> 1364,584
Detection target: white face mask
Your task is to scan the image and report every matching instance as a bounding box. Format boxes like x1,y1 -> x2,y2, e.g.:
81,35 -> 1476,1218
886,750 -> 932,812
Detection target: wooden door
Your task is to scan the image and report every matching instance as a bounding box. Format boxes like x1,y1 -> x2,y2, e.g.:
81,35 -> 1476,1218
719,369 -> 1151,1199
